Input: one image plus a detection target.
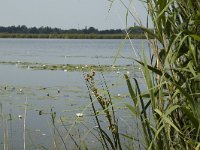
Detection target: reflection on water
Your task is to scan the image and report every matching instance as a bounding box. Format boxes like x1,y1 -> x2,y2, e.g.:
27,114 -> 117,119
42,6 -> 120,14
0,39 -> 147,149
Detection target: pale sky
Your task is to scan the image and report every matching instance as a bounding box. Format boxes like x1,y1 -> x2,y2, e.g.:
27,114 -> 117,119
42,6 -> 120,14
0,0 -> 149,30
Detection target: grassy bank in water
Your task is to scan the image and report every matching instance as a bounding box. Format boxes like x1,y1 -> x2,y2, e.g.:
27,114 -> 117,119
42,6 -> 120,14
0,61 -> 137,72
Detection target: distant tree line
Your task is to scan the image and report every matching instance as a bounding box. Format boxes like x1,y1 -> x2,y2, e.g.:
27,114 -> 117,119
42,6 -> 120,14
0,25 -> 144,34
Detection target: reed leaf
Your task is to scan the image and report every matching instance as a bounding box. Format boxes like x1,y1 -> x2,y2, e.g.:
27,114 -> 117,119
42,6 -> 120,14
154,108 -> 181,133
124,74 -> 138,107
196,143 -> 200,150
156,0 -> 174,20
125,103 -> 137,115
181,107 -> 199,129
190,35 -> 200,41
136,26 -> 161,41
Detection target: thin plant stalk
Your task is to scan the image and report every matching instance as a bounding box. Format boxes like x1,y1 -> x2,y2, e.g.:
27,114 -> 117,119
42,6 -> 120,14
23,97 -> 28,150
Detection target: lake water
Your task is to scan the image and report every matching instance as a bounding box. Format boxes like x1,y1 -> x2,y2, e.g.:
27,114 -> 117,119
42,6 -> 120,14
0,39 -> 148,149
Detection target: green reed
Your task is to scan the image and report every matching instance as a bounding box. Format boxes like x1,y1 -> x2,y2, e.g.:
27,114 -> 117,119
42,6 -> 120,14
87,0 -> 200,149
123,0 -> 200,149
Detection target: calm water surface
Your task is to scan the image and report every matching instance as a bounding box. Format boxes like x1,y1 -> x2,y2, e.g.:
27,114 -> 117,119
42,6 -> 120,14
0,38 -> 148,65
0,39 -> 148,149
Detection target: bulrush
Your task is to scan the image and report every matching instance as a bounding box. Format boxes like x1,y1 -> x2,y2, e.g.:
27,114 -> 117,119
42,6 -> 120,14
85,69 -> 121,149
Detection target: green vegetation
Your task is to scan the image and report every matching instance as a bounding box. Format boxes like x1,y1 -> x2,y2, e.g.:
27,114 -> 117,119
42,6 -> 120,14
0,61 -> 136,72
0,0 -> 199,149
85,0 -> 200,149
0,33 -> 146,39
133,0 -> 200,148
85,70 -> 122,149
0,25 -> 124,34
0,25 -> 147,39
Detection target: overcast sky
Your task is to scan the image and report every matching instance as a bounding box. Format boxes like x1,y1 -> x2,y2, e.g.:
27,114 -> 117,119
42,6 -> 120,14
0,0 -> 149,30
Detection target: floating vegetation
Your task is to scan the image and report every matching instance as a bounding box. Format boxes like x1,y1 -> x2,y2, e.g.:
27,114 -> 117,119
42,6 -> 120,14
61,55 -> 134,60
0,61 -> 41,66
76,113 -> 83,117
31,64 -> 135,72
0,61 -> 138,72
18,115 -> 22,119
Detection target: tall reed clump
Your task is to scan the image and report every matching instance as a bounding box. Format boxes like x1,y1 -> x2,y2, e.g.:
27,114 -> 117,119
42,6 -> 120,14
85,0 -> 199,149
123,0 -> 200,149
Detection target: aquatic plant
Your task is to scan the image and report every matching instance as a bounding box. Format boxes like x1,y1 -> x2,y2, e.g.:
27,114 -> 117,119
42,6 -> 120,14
85,70 -> 122,149
122,0 -> 200,149
0,61 -> 136,72
86,0 -> 200,149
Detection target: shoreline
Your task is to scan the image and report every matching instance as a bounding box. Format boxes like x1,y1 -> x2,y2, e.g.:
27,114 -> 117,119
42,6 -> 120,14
0,33 -> 146,39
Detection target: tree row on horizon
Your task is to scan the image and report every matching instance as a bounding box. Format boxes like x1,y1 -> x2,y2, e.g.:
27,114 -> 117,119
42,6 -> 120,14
0,25 -> 144,34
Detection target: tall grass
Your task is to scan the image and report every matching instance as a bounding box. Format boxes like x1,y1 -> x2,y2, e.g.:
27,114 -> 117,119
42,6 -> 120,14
123,0 -> 200,149
87,0 -> 200,149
